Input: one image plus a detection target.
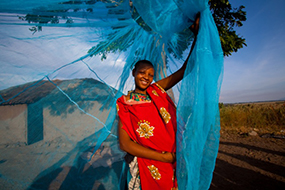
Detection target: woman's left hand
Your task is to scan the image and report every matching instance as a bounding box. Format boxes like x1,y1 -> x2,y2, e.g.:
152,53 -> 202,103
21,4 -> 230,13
162,151 -> 176,163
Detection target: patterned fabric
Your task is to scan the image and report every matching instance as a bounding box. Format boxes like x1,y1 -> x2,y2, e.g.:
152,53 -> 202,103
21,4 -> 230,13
127,91 -> 151,189
130,91 -> 151,102
117,83 -> 177,189
128,156 -> 141,190
136,120 -> 155,139
147,165 -> 161,180
159,107 -> 171,124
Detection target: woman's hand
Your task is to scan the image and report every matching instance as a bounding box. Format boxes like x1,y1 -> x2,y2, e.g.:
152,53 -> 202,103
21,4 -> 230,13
119,119 -> 176,163
190,13 -> 200,36
162,151 -> 176,163
155,13 -> 200,91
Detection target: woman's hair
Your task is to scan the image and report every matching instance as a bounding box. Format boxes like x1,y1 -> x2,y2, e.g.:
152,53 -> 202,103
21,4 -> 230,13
133,60 -> 153,71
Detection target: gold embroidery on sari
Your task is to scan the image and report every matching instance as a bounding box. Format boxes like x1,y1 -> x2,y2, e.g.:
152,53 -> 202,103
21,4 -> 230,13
136,120 -> 154,139
147,165 -> 161,180
159,107 -> 171,124
152,90 -> 159,96
155,83 -> 166,93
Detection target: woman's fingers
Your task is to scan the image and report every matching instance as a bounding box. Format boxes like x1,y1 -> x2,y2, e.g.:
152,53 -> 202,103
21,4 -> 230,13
162,151 -> 176,163
190,12 -> 200,36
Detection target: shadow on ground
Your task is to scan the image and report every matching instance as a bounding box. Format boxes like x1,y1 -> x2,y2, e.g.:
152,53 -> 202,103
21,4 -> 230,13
210,140 -> 285,190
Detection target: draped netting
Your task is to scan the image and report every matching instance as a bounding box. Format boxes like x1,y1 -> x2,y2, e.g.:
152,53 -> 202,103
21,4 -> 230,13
0,0 -> 223,189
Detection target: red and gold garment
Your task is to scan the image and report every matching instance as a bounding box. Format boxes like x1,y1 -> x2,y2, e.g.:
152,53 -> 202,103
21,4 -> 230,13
116,83 -> 177,189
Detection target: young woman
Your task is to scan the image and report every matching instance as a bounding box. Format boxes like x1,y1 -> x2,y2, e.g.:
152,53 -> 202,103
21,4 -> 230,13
116,16 -> 199,190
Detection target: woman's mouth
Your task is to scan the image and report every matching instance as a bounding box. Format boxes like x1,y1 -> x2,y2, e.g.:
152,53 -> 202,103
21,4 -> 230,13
141,80 -> 148,85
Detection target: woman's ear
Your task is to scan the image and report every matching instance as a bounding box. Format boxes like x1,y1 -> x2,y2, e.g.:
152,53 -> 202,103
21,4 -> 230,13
132,69 -> 135,77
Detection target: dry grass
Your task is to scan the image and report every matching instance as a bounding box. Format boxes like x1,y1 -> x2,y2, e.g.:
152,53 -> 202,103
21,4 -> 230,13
219,101 -> 285,136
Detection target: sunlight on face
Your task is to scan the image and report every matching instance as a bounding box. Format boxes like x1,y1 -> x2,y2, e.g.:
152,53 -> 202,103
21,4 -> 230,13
133,63 -> 154,93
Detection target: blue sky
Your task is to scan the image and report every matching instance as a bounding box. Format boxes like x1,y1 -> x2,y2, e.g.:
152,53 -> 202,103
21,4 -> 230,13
0,0 -> 284,103
220,0 -> 285,103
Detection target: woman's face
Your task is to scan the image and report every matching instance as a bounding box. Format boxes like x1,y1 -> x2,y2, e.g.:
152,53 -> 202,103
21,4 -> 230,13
133,63 -> 154,93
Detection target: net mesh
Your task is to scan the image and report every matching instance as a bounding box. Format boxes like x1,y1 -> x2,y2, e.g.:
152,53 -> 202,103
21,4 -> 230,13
0,0 -> 223,189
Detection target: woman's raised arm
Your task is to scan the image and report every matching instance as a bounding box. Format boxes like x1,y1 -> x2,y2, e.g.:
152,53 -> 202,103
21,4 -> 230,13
156,14 -> 200,91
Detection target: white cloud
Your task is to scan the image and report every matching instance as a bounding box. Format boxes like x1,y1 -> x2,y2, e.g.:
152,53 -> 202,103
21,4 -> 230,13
0,15 -> 126,90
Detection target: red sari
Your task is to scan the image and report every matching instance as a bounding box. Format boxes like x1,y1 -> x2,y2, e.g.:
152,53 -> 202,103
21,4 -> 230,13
117,83 -> 177,189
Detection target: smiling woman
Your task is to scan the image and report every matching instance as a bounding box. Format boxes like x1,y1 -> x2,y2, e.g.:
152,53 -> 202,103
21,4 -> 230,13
116,19 -> 199,189
132,60 -> 154,94
0,0 -> 223,189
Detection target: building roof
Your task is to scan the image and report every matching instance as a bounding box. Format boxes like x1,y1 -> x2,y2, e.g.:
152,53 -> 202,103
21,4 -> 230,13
0,78 -> 117,105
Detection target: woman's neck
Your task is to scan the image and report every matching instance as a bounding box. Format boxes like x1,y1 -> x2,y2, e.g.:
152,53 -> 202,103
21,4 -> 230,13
134,88 -> 147,95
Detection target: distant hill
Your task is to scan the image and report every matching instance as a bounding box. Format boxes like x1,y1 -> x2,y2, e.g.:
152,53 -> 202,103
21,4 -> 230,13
223,100 -> 285,105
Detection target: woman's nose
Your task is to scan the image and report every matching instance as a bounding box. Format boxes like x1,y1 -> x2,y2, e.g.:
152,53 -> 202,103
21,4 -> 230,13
144,74 -> 149,80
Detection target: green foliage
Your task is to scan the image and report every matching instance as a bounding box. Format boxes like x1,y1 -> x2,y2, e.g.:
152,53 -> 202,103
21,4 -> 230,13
209,0 -> 247,56
18,0 -> 115,35
87,6 -> 151,60
19,0 -> 247,57
88,30 -> 135,60
92,0 -> 248,59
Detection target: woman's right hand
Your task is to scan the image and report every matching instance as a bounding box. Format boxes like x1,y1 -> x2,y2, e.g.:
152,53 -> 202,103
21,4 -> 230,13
190,12 -> 200,36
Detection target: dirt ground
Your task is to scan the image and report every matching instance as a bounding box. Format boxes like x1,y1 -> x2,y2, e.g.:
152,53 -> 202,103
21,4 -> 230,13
210,129 -> 285,190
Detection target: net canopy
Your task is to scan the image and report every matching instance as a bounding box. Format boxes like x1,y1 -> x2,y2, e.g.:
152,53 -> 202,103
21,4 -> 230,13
0,0 -> 223,189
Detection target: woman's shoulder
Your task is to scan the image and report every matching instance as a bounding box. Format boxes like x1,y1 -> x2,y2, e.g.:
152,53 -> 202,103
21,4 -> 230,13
117,95 -> 128,102
147,83 -> 166,94
117,91 -> 132,103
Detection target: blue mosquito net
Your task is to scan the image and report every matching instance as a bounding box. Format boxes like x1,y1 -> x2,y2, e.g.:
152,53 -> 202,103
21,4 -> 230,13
0,0 -> 223,189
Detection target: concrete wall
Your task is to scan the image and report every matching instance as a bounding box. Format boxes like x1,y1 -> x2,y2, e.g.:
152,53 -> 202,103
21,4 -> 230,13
0,104 -> 27,145
0,101 -> 113,145
43,101 -> 112,143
